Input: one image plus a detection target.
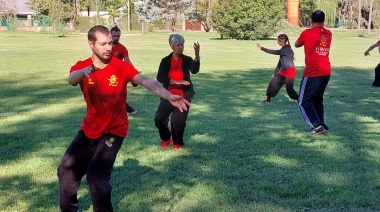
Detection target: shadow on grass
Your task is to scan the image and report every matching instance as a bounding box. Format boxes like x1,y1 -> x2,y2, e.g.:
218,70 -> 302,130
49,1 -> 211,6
0,66 -> 379,211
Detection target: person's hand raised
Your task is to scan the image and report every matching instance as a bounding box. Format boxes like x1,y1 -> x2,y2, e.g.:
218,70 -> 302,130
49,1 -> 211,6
193,42 -> 200,58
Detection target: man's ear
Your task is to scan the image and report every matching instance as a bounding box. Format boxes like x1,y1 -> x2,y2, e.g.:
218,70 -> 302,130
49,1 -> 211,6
88,40 -> 94,49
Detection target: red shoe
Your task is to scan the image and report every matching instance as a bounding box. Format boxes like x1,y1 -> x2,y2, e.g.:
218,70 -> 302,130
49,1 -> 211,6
171,144 -> 183,150
160,138 -> 172,148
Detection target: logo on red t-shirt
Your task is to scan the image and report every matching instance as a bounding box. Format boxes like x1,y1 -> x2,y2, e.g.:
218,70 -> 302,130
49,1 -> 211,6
320,35 -> 328,47
108,74 -> 119,86
315,35 -> 329,56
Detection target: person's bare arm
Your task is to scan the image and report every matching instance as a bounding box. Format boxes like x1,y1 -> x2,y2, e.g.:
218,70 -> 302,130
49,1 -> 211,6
294,40 -> 303,48
68,66 -> 93,86
132,74 -> 190,112
364,43 -> 378,56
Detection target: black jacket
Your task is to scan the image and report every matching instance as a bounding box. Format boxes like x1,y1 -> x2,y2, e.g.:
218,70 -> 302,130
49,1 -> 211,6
157,53 -> 200,93
261,44 -> 295,74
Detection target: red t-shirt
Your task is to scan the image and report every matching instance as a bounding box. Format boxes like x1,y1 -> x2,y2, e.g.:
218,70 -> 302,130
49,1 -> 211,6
168,56 -> 184,97
111,43 -> 129,60
70,57 -> 139,139
297,26 -> 332,77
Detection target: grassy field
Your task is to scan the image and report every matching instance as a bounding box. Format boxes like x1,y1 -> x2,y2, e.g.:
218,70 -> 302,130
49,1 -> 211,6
1,28 -> 380,211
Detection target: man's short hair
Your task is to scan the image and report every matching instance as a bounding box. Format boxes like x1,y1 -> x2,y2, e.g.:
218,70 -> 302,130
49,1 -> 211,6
311,10 -> 325,23
88,25 -> 110,42
110,26 -> 121,33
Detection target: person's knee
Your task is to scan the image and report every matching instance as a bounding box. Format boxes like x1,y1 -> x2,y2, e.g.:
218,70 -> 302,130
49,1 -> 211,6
154,116 -> 167,127
86,172 -> 112,193
57,157 -> 73,179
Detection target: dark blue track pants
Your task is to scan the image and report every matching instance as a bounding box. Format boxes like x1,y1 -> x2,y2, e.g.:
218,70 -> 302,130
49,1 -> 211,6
298,76 -> 330,129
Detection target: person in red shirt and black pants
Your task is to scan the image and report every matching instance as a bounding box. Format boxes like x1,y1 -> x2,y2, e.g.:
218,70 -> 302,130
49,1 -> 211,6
295,10 -> 332,136
110,26 -> 138,115
57,26 -> 190,212
155,34 -> 200,150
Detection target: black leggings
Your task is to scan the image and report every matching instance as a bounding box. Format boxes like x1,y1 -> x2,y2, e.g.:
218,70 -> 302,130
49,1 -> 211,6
57,130 -> 124,212
154,91 -> 194,146
266,73 -> 298,100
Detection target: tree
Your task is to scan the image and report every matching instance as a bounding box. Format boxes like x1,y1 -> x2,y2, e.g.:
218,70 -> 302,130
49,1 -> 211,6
367,0 -> 373,33
70,0 -> 80,30
101,0 -> 123,25
299,0 -> 317,26
135,0 -> 195,31
0,0 -> 17,31
29,0 -> 72,36
358,0 -> 362,29
0,0 -> 16,18
212,0 -> 284,40
190,0 -> 216,32
134,0 -> 164,25
152,0 -> 195,31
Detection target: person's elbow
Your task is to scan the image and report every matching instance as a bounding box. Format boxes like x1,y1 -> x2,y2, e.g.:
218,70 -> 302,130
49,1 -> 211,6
68,76 -> 79,86
294,41 -> 302,48
68,79 -> 78,86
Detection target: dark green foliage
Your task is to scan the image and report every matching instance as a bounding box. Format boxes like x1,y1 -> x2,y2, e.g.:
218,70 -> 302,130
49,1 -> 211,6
212,0 -> 284,40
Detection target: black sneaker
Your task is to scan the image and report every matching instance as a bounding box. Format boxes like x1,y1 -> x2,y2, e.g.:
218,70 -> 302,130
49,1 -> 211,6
309,125 -> 326,136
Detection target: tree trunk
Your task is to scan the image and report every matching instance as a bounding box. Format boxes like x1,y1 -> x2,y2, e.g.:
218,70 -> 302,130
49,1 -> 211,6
367,0 -> 373,34
358,0 -> 361,29
70,0 -> 80,30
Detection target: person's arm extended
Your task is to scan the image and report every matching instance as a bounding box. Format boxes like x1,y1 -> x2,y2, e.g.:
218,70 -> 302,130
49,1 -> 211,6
294,40 -> 303,48
364,43 -> 378,56
259,47 -> 284,55
132,74 -> 191,112
68,66 -> 93,86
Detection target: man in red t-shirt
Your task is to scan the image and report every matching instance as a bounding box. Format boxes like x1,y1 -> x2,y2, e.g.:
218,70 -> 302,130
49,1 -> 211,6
57,25 -> 190,212
295,10 -> 332,136
364,40 -> 380,87
110,26 -> 138,115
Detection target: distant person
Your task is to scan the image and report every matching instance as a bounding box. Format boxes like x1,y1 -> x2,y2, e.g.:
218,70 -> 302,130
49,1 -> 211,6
364,41 -> 380,87
110,26 -> 138,115
154,34 -> 200,150
295,10 -> 332,136
257,34 -> 298,103
57,25 -> 190,211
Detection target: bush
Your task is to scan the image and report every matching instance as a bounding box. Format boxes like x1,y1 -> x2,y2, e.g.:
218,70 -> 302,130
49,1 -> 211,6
212,0 -> 284,40
76,16 -> 93,33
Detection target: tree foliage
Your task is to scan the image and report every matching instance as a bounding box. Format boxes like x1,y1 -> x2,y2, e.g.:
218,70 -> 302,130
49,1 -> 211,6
134,0 -> 195,31
212,0 -> 284,40
29,0 -> 72,36
0,0 -> 16,17
299,0 -> 380,30
189,0 -> 216,32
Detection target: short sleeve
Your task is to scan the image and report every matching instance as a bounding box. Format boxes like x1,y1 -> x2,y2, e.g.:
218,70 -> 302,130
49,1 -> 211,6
70,58 -> 92,73
297,31 -> 306,46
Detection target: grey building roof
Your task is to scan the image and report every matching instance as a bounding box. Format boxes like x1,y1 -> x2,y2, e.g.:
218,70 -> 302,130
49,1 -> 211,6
16,0 -> 35,15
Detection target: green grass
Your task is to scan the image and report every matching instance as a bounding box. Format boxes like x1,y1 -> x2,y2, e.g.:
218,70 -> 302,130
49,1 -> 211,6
1,29 -> 380,211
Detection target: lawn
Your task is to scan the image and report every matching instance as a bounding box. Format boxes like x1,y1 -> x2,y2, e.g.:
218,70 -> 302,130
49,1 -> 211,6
0,28 -> 380,211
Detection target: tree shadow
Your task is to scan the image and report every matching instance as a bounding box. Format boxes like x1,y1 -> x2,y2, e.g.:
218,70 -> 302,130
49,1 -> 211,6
1,65 -> 380,211
112,66 -> 379,210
